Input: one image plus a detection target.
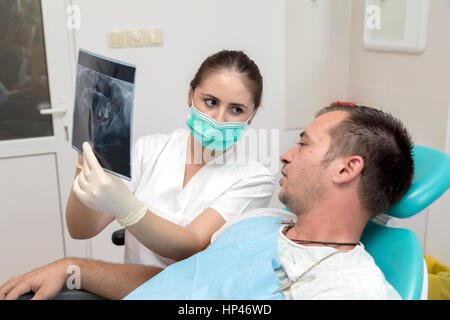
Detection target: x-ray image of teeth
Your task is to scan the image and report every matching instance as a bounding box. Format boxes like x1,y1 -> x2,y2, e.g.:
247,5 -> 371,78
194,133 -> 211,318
72,49 -> 136,180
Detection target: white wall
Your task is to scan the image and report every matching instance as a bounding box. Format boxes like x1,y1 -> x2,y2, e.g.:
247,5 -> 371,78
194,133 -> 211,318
285,0 -> 352,129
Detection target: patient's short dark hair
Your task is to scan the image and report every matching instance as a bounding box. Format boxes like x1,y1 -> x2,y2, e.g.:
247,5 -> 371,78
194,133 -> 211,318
316,105 -> 414,218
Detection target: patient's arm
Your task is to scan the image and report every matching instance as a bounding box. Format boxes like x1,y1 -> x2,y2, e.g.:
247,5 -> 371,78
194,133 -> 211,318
0,258 -> 162,300
69,258 -> 163,299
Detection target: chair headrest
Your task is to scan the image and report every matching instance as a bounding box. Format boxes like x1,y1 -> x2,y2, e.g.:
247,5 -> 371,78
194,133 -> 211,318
386,145 -> 450,218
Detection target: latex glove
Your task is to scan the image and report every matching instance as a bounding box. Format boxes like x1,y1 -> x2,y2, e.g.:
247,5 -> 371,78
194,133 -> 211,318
76,152 -> 84,170
72,142 -> 144,221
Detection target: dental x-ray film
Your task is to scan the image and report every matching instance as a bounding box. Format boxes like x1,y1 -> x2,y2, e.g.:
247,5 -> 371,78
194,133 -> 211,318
72,49 -> 136,180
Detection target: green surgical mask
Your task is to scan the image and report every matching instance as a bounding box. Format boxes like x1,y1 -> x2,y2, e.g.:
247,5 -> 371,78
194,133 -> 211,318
186,104 -> 254,151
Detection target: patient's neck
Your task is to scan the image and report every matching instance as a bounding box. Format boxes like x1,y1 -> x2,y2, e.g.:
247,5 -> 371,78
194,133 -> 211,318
287,197 -> 368,251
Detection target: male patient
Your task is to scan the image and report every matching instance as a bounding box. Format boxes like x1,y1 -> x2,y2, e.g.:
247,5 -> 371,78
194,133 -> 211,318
0,104 -> 414,300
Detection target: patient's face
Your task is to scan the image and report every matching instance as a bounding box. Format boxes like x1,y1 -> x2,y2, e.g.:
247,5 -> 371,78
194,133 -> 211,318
278,111 -> 348,214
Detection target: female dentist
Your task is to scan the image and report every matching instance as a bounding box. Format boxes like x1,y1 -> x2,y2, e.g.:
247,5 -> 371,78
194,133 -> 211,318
67,50 -> 275,268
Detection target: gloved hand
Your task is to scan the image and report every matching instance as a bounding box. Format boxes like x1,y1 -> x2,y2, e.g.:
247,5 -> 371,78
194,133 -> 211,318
72,142 -> 147,225
76,152 -> 84,170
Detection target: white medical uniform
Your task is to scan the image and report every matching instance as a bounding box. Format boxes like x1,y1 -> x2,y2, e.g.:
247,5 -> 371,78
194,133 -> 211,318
212,208 -> 402,300
124,128 -> 275,268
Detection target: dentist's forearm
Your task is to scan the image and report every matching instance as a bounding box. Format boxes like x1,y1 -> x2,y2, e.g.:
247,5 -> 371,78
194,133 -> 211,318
126,210 -> 205,261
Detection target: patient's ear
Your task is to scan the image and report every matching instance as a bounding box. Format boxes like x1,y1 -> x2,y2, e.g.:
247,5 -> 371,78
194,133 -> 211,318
333,156 -> 364,184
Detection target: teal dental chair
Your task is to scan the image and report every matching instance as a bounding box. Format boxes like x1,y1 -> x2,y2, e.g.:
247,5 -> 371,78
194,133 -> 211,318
361,145 -> 450,300
19,145 -> 450,300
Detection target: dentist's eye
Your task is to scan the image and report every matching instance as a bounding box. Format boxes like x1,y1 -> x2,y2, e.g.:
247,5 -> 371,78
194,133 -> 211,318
297,142 -> 306,147
204,99 -> 217,107
231,106 -> 243,114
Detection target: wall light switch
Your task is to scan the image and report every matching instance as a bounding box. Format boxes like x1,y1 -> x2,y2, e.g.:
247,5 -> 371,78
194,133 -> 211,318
146,29 -> 163,46
127,29 -> 146,47
107,30 -> 126,48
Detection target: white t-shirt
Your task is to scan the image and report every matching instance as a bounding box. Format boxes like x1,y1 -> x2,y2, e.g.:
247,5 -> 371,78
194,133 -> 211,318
123,128 -> 275,268
212,208 -> 402,300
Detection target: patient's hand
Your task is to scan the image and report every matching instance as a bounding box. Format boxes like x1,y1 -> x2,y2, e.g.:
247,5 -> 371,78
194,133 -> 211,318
0,259 -> 71,300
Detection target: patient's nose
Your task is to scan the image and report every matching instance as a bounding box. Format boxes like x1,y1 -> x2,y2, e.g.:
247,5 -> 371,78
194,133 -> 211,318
280,152 -> 290,165
280,145 -> 298,164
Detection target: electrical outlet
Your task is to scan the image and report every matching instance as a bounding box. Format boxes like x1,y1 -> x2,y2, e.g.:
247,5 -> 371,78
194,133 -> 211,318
107,29 -> 126,48
146,29 -> 163,46
127,29 -> 146,47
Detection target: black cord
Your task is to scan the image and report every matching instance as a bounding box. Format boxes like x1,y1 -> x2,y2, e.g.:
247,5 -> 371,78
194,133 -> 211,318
282,226 -> 359,247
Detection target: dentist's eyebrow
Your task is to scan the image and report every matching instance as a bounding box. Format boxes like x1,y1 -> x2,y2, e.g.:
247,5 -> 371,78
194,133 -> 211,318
200,93 -> 221,102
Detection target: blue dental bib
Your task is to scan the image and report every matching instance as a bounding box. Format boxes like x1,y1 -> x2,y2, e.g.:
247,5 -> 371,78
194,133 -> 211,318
124,216 -> 285,300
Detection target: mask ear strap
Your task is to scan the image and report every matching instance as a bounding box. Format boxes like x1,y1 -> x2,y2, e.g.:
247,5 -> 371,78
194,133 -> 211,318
246,107 -> 257,124
189,88 -> 194,107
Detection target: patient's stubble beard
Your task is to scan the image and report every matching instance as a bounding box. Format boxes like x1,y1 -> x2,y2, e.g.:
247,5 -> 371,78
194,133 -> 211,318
278,169 -> 325,216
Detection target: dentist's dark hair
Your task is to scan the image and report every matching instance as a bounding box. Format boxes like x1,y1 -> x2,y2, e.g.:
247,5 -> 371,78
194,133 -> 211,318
316,104 -> 414,218
190,50 -> 263,109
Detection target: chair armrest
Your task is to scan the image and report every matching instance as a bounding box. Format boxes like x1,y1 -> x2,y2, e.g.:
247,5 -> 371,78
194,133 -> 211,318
19,286 -> 107,300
